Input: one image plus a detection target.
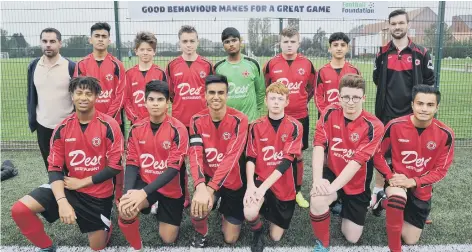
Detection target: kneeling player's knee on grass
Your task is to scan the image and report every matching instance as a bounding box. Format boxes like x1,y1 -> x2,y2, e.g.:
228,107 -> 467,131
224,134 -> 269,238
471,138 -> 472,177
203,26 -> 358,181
159,223 -> 179,244
402,233 -> 420,245
223,232 -> 239,244
342,231 -> 361,244
341,220 -> 363,244
310,196 -> 330,214
243,206 -> 259,221
269,224 -> 285,242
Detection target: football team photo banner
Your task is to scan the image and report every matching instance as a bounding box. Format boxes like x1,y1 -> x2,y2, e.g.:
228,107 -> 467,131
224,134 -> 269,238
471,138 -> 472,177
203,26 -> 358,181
128,1 -> 389,20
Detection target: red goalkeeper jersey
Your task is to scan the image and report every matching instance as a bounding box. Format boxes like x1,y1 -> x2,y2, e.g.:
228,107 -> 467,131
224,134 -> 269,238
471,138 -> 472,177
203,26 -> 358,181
74,53 -> 126,124
313,104 -> 384,195
126,115 -> 189,199
373,115 -> 455,201
124,64 -> 167,123
167,55 -> 213,126
246,116 -> 303,201
189,107 -> 248,191
48,111 -> 124,198
264,54 -> 316,119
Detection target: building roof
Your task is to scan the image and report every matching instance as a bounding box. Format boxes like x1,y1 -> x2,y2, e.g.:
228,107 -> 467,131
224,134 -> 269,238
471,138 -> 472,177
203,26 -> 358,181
456,15 -> 472,30
349,7 -> 434,36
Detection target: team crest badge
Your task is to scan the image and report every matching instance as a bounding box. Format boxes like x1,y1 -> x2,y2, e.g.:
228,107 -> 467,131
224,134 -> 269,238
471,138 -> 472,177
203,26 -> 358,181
92,137 -> 101,147
407,56 -> 412,63
200,71 -> 207,78
105,74 -> 114,81
223,132 -> 231,140
415,59 -> 421,66
427,141 -> 436,150
350,133 -> 359,142
281,134 -> 288,142
242,70 -> 250,78
298,68 -> 305,75
162,141 -> 171,150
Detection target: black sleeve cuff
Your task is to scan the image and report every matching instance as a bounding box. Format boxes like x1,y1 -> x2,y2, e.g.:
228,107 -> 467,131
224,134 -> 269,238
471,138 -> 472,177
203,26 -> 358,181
123,165 -> 139,194
143,168 -> 179,195
275,158 -> 292,174
247,157 -> 257,164
91,166 -> 121,184
48,171 -> 64,184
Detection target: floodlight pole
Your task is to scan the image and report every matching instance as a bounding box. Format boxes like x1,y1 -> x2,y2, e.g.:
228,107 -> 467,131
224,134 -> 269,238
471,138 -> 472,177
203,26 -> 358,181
434,1 -> 446,90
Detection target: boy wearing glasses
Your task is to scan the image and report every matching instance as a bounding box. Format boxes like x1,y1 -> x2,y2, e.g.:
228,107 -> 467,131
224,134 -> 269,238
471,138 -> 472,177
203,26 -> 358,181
309,74 -> 384,251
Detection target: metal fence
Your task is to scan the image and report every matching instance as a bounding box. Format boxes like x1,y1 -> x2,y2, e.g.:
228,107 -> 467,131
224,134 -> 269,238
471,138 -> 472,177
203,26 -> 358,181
1,1 -> 471,150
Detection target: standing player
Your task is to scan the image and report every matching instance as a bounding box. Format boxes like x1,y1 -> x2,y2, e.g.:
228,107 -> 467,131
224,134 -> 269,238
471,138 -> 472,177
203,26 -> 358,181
74,22 -> 126,203
309,74 -> 384,251
315,32 -> 360,115
11,77 -> 124,251
188,75 -> 249,247
315,32 -> 360,214
124,32 -> 166,124
167,25 -> 213,208
215,27 -> 265,123
263,27 -> 316,208
118,81 -> 189,250
167,25 -> 213,128
373,85 -> 454,252
244,82 -> 303,252
372,9 -> 435,211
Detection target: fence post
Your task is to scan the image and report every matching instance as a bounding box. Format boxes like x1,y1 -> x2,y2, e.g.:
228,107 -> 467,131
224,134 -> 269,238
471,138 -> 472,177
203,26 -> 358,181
114,1 -> 122,60
434,1 -> 446,90
113,1 -> 125,133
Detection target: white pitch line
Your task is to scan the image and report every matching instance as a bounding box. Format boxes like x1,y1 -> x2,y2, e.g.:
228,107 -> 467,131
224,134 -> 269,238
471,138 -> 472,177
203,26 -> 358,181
1,245 -> 472,252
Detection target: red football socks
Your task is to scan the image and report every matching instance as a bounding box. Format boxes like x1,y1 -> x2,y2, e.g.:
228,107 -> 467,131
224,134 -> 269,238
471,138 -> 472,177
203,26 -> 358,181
191,215 -> 209,236
309,210 -> 331,247
386,195 -> 407,252
118,217 -> 142,250
11,201 -> 53,249
247,215 -> 263,231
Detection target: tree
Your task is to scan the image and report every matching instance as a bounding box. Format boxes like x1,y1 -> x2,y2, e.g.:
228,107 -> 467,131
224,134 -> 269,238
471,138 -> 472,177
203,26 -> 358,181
248,18 -> 272,56
1,29 -> 9,51
423,23 -> 454,56
300,37 -> 313,53
312,27 -> 328,57
62,35 -> 90,57
287,18 -> 300,31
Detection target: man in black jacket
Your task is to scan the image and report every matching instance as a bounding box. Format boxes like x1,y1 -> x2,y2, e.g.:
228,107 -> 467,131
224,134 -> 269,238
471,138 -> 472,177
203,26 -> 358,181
372,9 -> 436,213
27,28 -> 75,171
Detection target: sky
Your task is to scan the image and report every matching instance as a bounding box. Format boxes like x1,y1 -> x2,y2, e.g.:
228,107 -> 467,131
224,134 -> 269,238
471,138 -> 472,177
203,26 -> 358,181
1,1 -> 471,46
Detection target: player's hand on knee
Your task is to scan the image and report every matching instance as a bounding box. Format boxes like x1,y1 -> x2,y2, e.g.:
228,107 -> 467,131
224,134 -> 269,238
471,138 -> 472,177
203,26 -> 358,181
192,184 -> 211,218
58,199 -> 77,224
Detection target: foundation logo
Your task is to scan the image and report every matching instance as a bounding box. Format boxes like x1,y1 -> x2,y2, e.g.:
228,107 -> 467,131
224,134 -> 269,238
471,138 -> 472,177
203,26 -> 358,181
342,2 -> 375,14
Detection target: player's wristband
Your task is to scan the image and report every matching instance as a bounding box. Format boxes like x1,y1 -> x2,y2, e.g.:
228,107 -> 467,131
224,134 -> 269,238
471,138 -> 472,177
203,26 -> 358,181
56,197 -> 66,202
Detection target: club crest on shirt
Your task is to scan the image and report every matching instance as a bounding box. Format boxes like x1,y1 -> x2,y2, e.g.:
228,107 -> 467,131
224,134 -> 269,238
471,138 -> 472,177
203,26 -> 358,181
200,71 -> 207,78
415,59 -> 421,66
281,134 -> 288,142
162,141 -> 171,150
407,56 -> 412,63
350,133 -> 359,142
298,68 -> 305,76
223,132 -> 231,140
105,74 -> 114,81
427,141 -> 436,150
242,70 -> 250,78
92,137 -> 101,147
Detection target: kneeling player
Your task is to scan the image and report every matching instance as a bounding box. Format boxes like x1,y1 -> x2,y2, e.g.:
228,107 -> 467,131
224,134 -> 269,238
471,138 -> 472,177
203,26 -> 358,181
11,77 -> 124,251
118,80 -> 189,249
309,74 -> 383,251
189,75 -> 249,247
244,82 -> 303,252
373,85 -> 454,252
